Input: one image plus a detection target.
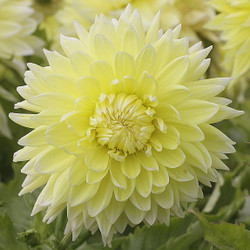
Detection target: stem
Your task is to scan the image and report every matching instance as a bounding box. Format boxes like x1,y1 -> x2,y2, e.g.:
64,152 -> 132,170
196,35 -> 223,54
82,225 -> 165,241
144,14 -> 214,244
58,232 -> 72,250
80,230 -> 92,243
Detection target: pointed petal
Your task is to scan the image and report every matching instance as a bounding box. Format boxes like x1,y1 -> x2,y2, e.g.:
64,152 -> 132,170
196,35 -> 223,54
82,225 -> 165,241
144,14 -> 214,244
70,181 -> 100,206
110,159 -> 127,189
87,176 -> 113,217
85,147 -> 109,172
153,184 -> 174,209
68,159 -> 88,186
121,154 -> 141,179
153,148 -> 186,169
135,169 -> 152,197
136,151 -> 159,171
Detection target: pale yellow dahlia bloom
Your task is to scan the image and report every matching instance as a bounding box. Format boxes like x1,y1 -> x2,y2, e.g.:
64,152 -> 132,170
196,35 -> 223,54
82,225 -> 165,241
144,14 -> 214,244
0,0 -> 42,59
10,6 -> 242,246
206,0 -> 250,90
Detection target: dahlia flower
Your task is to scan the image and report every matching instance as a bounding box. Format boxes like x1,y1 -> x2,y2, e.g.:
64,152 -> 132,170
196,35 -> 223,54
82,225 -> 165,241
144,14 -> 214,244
0,0 -> 42,60
206,0 -> 250,90
10,6 -> 242,246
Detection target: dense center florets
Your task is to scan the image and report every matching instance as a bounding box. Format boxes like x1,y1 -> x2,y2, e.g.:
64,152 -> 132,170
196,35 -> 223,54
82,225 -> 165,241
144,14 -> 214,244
90,93 -> 155,156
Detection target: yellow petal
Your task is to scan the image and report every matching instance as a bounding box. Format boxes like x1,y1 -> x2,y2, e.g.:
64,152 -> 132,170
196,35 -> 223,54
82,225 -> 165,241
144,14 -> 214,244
43,50 -> 77,78
68,159 -> 88,186
60,35 -> 86,57
35,146 -> 76,174
94,34 -> 116,63
130,191 -> 151,211
154,30 -> 173,70
152,185 -> 166,194
96,214 -> 112,238
114,51 -> 135,79
152,184 -> 174,209
154,125 -> 180,150
46,121 -> 81,154
136,151 -> 159,171
180,142 -> 210,172
114,179 -> 135,201
66,112 -> 89,137
153,148 -> 186,169
105,196 -> 125,224
85,147 -> 109,172
30,110 -> 61,126
153,164 -> 169,187
155,103 -> 181,122
51,169 -> 70,206
135,44 -> 156,77
13,146 -> 46,162
9,113 -> 38,129
187,83 -> 225,100
177,100 -> 219,124
125,201 -> 145,225
185,58 -> 210,82
144,202 -> 158,225
110,159 -> 127,189
189,46 -> 212,72
168,166 -> 194,182
18,126 -> 47,147
19,175 -> 49,195
145,11 -> 160,43
178,178 -> 199,201
157,85 -> 191,104
29,92 -> 74,111
121,23 -> 141,57
121,154 -> 141,179
70,181 -> 100,206
156,56 -> 189,87
43,74 -> 78,96
86,168 -> 108,184
211,153 -> 229,171
172,121 -> 204,142
135,169 -> 152,197
136,71 -> 157,98
87,176 -> 113,217
90,60 -> 114,91
77,76 -> 101,101
70,50 -> 93,76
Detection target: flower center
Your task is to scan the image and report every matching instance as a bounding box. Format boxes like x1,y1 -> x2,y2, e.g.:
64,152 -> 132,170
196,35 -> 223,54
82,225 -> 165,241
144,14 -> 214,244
90,93 -> 155,159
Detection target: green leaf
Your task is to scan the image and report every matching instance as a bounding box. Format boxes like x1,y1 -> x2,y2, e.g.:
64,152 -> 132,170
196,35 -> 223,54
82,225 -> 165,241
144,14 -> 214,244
0,213 -> 28,250
159,221 -> 203,250
194,212 -> 250,250
0,164 -> 37,232
74,236 -> 125,250
121,213 -> 201,250
202,167 -> 247,222
238,196 -> 250,227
